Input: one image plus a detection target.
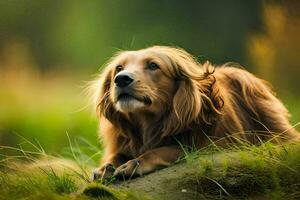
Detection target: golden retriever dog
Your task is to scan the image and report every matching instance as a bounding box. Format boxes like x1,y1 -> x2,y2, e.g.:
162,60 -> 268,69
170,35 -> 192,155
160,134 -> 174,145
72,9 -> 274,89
92,46 -> 299,180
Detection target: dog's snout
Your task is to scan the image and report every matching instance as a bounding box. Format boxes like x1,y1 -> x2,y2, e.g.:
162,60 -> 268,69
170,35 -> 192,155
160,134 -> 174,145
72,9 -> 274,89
114,72 -> 134,88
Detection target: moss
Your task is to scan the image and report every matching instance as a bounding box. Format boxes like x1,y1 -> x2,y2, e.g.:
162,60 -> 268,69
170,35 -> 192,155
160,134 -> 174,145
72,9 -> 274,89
161,142 -> 300,199
82,183 -> 117,199
82,183 -> 151,200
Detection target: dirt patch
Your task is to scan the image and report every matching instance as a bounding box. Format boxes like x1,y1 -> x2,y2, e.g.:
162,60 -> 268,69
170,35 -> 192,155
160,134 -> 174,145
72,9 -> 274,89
114,162 -> 201,200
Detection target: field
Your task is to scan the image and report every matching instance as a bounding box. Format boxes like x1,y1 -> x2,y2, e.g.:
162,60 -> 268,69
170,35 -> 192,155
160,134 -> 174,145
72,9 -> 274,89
0,69 -> 99,158
1,1 -> 300,199
1,68 -> 299,155
1,138 -> 300,200
1,69 -> 300,200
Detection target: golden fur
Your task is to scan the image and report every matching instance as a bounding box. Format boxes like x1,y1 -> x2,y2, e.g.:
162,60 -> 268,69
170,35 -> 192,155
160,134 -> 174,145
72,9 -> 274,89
92,46 -> 299,179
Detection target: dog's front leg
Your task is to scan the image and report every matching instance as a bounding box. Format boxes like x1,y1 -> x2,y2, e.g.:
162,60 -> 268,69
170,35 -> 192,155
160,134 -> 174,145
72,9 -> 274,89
93,153 -> 130,180
113,146 -> 182,179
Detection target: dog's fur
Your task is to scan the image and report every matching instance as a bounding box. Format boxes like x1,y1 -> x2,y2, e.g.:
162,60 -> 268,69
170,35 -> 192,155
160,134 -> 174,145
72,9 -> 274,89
92,46 -> 299,179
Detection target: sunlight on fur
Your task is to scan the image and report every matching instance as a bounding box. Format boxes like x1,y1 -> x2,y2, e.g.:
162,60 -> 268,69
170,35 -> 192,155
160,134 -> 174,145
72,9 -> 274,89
90,46 -> 300,180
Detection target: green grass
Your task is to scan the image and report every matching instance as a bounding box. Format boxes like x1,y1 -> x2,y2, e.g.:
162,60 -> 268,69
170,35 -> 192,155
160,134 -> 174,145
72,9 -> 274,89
1,136 -> 300,200
47,170 -> 78,194
0,72 -> 99,155
178,140 -> 300,199
0,163 -> 150,200
1,71 -> 299,199
0,136 -> 151,200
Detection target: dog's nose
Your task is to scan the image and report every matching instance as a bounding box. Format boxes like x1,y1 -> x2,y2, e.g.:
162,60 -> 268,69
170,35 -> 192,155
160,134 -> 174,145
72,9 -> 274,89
114,72 -> 134,88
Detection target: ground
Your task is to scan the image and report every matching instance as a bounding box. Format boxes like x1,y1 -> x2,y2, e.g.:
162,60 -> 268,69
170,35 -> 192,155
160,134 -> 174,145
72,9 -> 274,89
1,141 -> 300,200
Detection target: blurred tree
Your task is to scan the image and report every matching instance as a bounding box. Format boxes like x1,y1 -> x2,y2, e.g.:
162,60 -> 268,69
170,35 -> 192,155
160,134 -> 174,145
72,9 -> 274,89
248,0 -> 300,96
0,0 -> 262,71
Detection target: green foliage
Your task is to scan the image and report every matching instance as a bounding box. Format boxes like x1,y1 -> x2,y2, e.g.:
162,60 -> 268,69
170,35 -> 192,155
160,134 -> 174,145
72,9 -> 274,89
1,138 -> 300,200
0,0 -> 299,168
47,171 -> 77,194
0,2 -> 299,199
184,142 -> 300,199
0,73 -> 100,158
0,1 -> 262,67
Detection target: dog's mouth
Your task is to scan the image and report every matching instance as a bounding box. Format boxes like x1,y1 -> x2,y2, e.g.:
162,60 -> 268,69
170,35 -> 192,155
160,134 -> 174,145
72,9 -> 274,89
117,93 -> 152,105
117,93 -> 135,101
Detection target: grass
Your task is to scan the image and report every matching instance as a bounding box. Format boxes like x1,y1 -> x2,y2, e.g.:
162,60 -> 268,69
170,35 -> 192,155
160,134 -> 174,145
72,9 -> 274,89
180,140 -> 300,199
151,133 -> 300,200
0,135 -> 151,200
47,170 -> 78,194
0,69 -> 99,155
1,135 -> 300,200
0,162 -> 150,200
1,68 -> 300,199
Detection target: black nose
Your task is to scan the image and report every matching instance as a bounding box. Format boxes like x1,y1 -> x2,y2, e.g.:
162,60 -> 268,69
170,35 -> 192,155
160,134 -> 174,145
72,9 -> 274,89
114,72 -> 134,88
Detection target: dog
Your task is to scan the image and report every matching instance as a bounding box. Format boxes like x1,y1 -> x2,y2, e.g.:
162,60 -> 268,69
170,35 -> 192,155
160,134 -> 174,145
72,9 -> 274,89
91,46 -> 299,180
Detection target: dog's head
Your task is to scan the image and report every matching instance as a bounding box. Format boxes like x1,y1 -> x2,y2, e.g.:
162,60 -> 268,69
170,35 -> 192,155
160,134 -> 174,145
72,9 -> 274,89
94,46 -> 223,137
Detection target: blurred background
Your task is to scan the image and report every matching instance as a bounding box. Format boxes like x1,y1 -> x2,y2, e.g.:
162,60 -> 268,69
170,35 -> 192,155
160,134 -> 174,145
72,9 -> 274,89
0,0 -> 299,156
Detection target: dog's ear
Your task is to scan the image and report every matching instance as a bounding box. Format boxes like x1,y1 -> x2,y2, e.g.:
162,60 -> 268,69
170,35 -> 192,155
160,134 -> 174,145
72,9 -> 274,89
161,48 -> 223,137
160,48 -> 203,137
90,53 -> 120,119
85,67 -> 111,118
162,78 -> 202,137
93,66 -> 114,118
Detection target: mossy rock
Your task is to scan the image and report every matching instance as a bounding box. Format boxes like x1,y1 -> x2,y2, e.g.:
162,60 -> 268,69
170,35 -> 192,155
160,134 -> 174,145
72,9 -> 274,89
83,183 -> 117,199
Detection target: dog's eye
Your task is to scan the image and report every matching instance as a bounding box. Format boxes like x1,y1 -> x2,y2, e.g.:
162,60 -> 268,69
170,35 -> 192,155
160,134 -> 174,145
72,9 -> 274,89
116,65 -> 123,73
147,62 -> 159,71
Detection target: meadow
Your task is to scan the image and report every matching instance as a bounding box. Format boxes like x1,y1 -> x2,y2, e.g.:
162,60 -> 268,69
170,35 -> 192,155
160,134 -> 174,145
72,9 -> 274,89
0,1 -> 300,199
1,66 -> 299,156
0,67 -> 299,200
1,132 -> 300,200
0,68 -> 99,159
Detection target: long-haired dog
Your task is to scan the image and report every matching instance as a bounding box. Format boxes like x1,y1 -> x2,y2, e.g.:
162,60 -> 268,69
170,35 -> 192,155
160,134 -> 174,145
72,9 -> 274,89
92,46 -> 299,180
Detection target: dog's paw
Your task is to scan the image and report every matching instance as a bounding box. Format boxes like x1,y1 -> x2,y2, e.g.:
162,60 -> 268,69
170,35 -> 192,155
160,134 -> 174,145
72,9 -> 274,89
92,163 -> 115,181
113,159 -> 141,179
